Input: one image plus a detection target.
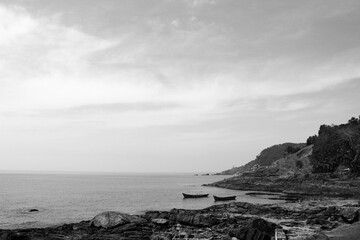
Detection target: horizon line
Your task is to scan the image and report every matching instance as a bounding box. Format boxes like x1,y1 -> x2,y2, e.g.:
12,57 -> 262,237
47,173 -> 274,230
0,170 -> 220,175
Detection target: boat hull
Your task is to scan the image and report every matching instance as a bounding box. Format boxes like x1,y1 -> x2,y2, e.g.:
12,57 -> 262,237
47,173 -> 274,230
213,195 -> 236,201
182,193 -> 209,198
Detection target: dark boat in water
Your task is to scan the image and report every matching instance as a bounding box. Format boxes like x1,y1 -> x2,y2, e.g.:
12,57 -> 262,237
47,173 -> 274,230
182,193 -> 209,198
213,195 -> 236,201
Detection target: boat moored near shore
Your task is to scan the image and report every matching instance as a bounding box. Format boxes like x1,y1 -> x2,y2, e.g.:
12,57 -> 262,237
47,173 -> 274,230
213,195 -> 236,201
182,193 -> 209,198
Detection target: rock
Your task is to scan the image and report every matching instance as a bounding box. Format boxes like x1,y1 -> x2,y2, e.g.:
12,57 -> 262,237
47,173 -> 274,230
151,234 -> 169,240
144,211 -> 170,221
152,218 -> 169,225
250,218 -> 278,237
279,220 -> 305,227
306,218 -> 329,225
2,199 -> 355,240
169,209 -> 223,227
229,218 -> 277,240
125,214 -> 148,224
6,232 -> 31,240
91,211 -> 129,229
90,211 -> 146,229
340,210 -> 359,224
303,231 -> 329,240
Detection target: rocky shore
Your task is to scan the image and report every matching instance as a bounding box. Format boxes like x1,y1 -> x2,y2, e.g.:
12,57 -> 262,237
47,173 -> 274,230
206,144 -> 360,199
205,173 -> 360,198
1,198 -> 359,240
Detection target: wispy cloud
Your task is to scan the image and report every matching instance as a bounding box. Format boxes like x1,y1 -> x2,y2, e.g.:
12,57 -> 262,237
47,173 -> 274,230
0,3 -> 115,110
1,0 -> 360,172
2,1 -> 359,122
40,102 -> 180,116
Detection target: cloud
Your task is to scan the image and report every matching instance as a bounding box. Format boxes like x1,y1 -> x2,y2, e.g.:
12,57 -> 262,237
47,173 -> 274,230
0,3 -> 116,110
0,5 -> 113,82
1,0 -> 360,173
165,0 -> 216,9
186,0 -> 216,8
40,102 -> 181,116
1,1 -> 360,130
0,5 -> 38,45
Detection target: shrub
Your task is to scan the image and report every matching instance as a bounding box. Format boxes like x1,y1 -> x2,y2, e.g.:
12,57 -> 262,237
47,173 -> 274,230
306,135 -> 318,146
295,160 -> 303,169
286,146 -> 301,154
310,116 -> 360,175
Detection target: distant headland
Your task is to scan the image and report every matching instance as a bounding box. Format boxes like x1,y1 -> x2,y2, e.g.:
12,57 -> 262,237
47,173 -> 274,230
204,115 -> 360,239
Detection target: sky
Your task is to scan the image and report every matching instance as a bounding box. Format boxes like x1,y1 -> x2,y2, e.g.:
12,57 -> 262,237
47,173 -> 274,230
0,0 -> 360,173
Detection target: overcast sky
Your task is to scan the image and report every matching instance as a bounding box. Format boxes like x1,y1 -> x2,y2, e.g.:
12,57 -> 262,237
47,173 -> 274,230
1,0 -> 360,173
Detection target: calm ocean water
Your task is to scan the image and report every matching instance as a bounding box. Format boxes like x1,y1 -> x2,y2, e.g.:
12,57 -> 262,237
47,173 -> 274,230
0,173 -> 283,229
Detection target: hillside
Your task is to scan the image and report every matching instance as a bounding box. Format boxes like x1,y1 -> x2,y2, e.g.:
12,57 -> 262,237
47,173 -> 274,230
209,116 -> 360,197
252,144 -> 313,178
207,144 -> 360,197
310,116 -> 360,174
218,142 -> 305,175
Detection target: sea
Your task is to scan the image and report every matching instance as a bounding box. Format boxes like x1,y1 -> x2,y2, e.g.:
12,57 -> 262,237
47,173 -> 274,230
0,173 -> 284,229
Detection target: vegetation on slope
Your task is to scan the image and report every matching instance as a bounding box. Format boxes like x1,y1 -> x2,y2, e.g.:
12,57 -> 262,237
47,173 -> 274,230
309,116 -> 360,175
218,143 -> 305,175
210,115 -> 360,197
219,115 -> 360,177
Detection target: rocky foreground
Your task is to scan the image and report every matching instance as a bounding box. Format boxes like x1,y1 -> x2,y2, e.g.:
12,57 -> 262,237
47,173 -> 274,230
1,198 -> 359,240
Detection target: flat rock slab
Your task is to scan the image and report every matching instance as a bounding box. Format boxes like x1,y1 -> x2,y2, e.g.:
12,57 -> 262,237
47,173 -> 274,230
326,222 -> 360,240
152,218 -> 169,225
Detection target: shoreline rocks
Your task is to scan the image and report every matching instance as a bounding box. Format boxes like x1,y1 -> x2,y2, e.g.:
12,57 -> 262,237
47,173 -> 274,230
90,211 -> 147,229
204,173 -> 360,198
1,199 -> 359,240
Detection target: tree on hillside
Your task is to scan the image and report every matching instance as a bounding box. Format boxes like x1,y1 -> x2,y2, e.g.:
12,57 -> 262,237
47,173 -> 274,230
295,160 -> 303,169
338,119 -> 360,172
286,145 -> 301,154
306,135 -> 318,146
310,116 -> 360,175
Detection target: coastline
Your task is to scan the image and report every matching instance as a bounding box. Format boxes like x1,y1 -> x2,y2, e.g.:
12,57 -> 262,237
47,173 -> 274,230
0,173 -> 242,230
201,172 -> 360,239
1,197 -> 359,240
1,172 -> 359,240
205,173 -> 360,197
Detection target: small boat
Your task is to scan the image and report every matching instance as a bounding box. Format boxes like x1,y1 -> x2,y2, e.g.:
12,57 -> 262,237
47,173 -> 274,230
182,193 -> 209,198
213,195 -> 236,201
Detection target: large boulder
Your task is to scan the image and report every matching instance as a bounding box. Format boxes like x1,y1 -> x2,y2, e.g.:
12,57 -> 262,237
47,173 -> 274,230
229,218 -> 277,240
91,211 -> 146,229
339,207 -> 360,224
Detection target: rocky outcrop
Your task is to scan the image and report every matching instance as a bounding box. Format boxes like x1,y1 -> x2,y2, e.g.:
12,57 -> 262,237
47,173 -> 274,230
207,174 -> 360,197
228,218 -> 277,240
0,202 -> 280,240
1,200 -> 358,240
169,210 -> 224,227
